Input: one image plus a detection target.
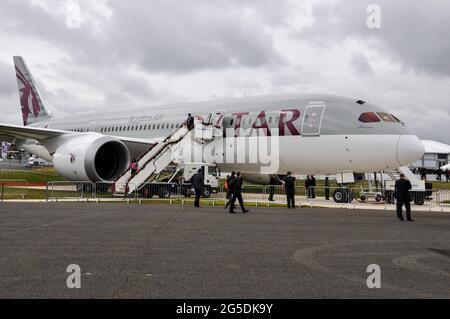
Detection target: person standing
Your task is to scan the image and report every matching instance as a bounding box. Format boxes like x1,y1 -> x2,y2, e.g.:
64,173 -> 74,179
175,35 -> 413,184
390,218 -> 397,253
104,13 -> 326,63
437,169 -> 442,181
268,175 -> 277,201
229,172 -> 249,214
283,171 -> 296,209
324,176 -> 330,200
186,113 -> 194,130
394,173 -> 413,221
310,175 -> 316,199
190,169 -> 204,208
305,176 -> 311,198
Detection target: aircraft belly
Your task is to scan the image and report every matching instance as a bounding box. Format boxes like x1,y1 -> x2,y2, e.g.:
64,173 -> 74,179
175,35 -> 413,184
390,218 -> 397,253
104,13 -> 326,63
217,134 -> 400,175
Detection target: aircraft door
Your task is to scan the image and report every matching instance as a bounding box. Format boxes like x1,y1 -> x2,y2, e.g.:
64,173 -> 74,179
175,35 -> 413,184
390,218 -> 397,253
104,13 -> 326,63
302,104 -> 325,136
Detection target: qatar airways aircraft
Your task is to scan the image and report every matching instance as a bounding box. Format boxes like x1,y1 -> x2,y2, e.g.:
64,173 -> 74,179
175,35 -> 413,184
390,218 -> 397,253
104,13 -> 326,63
0,56 -> 424,184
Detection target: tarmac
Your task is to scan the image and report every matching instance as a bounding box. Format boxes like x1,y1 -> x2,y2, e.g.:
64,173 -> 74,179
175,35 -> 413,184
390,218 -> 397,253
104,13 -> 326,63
0,202 -> 449,298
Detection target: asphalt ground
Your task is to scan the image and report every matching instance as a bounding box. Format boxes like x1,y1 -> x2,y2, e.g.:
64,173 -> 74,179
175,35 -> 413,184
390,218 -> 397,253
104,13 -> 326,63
0,202 -> 449,298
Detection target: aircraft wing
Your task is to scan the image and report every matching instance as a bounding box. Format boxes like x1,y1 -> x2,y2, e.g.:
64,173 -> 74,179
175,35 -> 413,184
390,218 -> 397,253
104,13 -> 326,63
0,123 -> 159,147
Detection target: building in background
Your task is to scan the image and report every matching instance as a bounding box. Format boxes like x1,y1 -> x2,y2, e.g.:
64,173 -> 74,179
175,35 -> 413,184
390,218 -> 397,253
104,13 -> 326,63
412,140 -> 450,173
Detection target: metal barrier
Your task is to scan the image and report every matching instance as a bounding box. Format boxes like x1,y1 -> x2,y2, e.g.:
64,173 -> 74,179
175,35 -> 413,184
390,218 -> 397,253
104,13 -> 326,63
94,182 -> 137,199
437,190 -> 450,208
40,180 -> 450,211
0,179 -> 28,200
137,182 -> 180,199
46,181 -> 94,201
304,186 -> 354,207
239,185 -> 266,203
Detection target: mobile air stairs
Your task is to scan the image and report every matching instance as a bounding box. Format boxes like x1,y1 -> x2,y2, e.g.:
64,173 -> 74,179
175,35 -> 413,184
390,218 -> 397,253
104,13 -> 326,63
114,112 -> 224,195
383,166 -> 429,205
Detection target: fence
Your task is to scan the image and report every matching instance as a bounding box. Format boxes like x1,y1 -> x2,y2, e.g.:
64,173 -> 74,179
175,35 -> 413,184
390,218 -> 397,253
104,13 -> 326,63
46,181 -> 94,201
0,179 -> 28,200
38,180 -> 450,210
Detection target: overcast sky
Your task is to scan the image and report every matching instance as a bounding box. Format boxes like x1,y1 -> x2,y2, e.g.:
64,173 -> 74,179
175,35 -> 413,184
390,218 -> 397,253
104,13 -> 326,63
0,0 -> 449,144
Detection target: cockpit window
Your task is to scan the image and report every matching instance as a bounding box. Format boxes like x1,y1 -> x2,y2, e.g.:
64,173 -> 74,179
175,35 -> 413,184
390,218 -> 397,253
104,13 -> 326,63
358,112 -> 381,123
376,112 -> 398,122
390,114 -> 402,123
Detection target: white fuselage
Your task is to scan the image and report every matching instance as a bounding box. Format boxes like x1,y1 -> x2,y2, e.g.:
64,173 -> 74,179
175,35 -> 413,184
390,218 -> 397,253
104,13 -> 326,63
22,94 -> 425,179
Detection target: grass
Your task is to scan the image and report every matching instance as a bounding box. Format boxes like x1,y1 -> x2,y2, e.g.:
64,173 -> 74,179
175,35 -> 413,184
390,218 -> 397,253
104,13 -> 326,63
0,168 -> 65,183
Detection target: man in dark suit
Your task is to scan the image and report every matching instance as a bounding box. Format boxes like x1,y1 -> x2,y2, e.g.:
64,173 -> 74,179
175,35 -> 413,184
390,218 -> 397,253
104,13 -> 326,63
186,113 -> 194,130
305,176 -> 311,198
268,175 -> 278,201
394,173 -> 413,221
284,172 -> 296,208
310,175 -> 316,199
190,169 -> 204,208
229,172 -> 249,214
224,171 -> 236,209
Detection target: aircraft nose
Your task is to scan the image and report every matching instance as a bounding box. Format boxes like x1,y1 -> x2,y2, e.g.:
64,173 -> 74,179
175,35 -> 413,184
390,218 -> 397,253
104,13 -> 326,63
396,135 -> 425,166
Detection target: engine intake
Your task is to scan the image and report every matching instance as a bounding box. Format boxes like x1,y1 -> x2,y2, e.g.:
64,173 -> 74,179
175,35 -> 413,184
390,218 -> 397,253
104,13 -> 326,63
52,133 -> 130,182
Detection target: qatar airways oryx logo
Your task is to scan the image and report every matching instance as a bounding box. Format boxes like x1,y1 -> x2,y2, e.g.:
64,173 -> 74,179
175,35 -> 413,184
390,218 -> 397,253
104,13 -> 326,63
15,67 -> 40,126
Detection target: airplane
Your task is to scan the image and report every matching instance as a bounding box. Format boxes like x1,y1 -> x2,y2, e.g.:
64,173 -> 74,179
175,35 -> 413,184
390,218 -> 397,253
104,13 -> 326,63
0,56 -> 425,188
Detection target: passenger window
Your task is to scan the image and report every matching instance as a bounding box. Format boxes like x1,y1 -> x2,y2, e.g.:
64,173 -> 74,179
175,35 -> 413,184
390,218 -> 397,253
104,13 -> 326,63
358,112 -> 381,123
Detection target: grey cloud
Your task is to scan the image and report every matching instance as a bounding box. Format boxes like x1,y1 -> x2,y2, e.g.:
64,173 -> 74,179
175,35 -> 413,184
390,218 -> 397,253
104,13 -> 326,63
0,0 -> 287,73
302,0 -> 450,77
350,53 -> 373,75
0,61 -> 16,94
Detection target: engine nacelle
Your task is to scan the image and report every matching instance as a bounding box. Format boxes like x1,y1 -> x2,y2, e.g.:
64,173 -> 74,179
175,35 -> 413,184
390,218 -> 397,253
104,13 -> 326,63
52,133 -> 130,182
241,173 -> 280,185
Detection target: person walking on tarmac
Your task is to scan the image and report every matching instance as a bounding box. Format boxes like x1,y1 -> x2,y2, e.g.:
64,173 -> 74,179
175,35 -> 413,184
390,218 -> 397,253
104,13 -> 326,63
394,173 -> 413,221
190,169 -> 204,208
283,171 -> 296,208
224,171 -> 236,209
229,172 -> 249,214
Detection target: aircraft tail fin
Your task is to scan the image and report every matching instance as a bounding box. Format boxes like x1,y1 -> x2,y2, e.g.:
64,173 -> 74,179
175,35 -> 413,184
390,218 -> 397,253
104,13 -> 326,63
13,56 -> 52,126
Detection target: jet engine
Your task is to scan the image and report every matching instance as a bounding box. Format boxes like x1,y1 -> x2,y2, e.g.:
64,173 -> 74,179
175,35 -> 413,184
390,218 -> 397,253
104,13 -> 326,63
241,173 -> 283,185
52,133 -> 130,182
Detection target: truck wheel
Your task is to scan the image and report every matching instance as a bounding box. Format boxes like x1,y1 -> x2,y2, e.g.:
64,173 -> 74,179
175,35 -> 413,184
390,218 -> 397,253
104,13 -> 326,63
203,188 -> 211,198
159,189 -> 171,198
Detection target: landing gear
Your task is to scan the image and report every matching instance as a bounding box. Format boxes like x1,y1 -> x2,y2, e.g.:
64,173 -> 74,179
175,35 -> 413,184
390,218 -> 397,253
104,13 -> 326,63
412,192 -> 425,205
333,188 -> 353,203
